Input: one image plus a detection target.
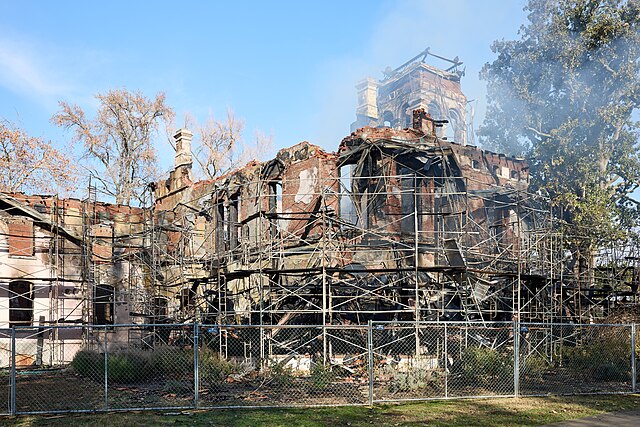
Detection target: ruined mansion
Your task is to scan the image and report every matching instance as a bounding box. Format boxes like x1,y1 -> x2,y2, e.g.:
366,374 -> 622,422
1,51 -> 637,358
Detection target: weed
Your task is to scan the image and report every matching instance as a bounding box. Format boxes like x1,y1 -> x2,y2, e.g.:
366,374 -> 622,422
268,362 -> 294,389
199,347 -> 242,387
309,363 -> 335,391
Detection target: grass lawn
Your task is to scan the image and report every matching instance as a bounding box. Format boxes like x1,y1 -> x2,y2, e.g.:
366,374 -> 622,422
3,395 -> 640,426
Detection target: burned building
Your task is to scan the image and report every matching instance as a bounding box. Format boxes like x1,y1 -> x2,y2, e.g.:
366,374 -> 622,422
149,108 -> 557,331
0,52 -> 637,369
147,55 -> 637,329
0,193 -> 151,327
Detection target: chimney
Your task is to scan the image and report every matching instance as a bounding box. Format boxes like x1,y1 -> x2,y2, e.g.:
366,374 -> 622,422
355,77 -> 378,120
174,128 -> 193,169
351,77 -> 379,132
412,109 -> 435,136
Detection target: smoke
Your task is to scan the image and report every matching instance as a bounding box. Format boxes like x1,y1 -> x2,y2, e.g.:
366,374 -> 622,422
477,0 -> 640,225
309,0 -> 527,150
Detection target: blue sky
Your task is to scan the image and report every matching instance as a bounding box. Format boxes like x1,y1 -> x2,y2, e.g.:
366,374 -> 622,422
0,0 -> 527,176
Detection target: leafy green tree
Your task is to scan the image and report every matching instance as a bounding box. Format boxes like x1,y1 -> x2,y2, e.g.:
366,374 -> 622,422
480,0 -> 640,256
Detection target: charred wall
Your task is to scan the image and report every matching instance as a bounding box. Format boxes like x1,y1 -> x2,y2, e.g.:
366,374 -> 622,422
151,119 -> 552,326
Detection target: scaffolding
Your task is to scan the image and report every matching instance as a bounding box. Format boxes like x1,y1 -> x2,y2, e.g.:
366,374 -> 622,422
141,129 -> 638,337
0,133 -> 636,370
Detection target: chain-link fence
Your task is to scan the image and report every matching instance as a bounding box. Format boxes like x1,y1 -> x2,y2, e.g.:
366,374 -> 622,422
518,323 -> 634,396
194,325 -> 370,408
371,322 -> 515,402
1,322 -> 637,414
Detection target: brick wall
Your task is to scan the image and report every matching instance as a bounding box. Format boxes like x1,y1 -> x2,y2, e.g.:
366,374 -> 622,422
8,218 -> 34,257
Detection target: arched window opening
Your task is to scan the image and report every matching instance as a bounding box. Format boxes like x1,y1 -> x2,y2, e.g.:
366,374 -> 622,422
381,111 -> 394,128
427,102 -> 443,121
447,109 -> 462,141
400,103 -> 411,128
428,102 -> 444,138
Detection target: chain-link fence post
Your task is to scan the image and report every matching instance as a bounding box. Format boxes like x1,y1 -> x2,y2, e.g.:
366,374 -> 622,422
632,323 -> 637,393
444,323 -> 448,398
259,323 -> 265,369
513,320 -> 520,398
194,321 -> 199,409
367,320 -> 373,406
10,328 -> 15,416
104,326 -> 108,410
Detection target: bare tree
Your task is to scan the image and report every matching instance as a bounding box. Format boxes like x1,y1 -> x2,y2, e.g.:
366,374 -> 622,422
0,119 -> 78,194
194,109 -> 272,179
52,89 -> 174,205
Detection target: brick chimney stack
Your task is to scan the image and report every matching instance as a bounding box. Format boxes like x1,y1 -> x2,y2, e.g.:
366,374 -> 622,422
173,128 -> 193,188
174,128 -> 193,169
412,109 -> 436,136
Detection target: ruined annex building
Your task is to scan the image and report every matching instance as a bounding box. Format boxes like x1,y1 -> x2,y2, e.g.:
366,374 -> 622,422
0,51 -> 638,364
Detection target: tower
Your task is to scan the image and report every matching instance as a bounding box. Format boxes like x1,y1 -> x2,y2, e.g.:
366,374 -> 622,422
351,48 -> 468,145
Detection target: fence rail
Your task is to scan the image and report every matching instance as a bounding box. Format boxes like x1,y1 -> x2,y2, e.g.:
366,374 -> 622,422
0,321 -> 637,415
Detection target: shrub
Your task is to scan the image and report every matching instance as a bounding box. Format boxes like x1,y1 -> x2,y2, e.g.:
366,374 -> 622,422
199,348 -> 241,387
384,366 -> 437,393
458,346 -> 511,384
71,350 -> 104,381
593,361 -> 630,381
153,346 -> 193,377
72,349 -> 154,384
562,335 -> 631,382
107,350 -> 154,383
309,363 -> 335,391
522,353 -> 550,379
71,346 -> 251,386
